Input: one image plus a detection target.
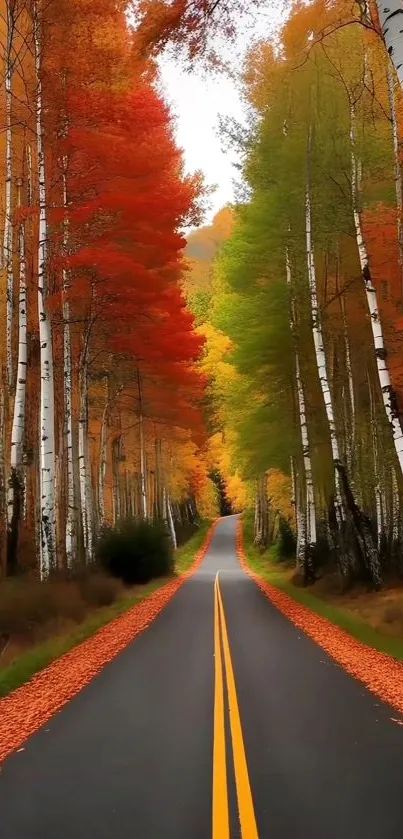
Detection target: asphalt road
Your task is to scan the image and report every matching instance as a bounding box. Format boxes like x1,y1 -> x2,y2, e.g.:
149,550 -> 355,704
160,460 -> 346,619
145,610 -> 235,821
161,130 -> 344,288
1,515 -> 403,838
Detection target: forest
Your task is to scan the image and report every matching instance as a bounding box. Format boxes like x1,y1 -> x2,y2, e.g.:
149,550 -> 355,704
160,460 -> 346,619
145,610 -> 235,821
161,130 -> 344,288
0,0 -> 225,590
184,0 -> 403,599
1,0 -> 403,602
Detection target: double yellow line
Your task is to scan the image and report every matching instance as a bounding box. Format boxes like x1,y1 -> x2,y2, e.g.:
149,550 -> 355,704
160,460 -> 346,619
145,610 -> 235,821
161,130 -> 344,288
213,572 -> 258,839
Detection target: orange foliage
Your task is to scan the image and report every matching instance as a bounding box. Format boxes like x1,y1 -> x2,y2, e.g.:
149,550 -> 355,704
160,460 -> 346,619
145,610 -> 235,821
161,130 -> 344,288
362,205 -> 403,409
0,522 -> 218,763
237,520 -> 403,719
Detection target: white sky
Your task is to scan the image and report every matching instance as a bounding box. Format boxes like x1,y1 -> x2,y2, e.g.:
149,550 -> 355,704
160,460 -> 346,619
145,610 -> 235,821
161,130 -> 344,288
158,64 -> 246,223
157,6 -> 285,226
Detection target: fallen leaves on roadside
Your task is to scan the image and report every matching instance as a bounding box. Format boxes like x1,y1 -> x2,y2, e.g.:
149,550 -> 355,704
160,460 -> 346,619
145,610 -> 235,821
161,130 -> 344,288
0,522 -> 218,765
236,521 -> 403,716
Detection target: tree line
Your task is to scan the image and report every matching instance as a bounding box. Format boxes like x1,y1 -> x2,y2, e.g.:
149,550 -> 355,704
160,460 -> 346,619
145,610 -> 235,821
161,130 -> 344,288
183,0 -> 403,589
0,0 -> 220,581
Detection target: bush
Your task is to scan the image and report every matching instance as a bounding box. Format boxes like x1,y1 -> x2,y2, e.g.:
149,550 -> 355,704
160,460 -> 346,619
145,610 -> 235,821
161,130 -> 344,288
278,518 -> 296,558
79,572 -> 121,607
0,578 -> 86,638
96,518 -> 174,585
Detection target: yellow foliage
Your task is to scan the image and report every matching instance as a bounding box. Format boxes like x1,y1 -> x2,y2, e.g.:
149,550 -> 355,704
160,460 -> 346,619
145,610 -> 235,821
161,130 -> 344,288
267,469 -> 294,525
196,477 -> 220,519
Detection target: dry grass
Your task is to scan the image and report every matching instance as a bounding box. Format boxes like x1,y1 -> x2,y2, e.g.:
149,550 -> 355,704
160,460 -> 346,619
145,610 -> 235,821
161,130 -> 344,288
282,561 -> 403,640
0,572 -> 122,669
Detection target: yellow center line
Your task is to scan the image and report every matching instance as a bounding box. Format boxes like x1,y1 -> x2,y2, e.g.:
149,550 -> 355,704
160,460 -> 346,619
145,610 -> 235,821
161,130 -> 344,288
213,571 -> 259,839
213,574 -> 230,839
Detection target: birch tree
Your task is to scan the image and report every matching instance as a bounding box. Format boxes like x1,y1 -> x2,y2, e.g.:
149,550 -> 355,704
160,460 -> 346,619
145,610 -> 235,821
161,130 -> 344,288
34,0 -> 57,578
7,175 -> 27,572
78,322 -> 94,562
2,0 -> 16,388
376,1 -> 403,88
286,247 -> 316,580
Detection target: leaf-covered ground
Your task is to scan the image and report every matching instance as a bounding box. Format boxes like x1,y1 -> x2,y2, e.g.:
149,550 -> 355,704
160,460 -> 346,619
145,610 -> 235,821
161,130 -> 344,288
237,520 -> 403,718
0,522 -> 217,765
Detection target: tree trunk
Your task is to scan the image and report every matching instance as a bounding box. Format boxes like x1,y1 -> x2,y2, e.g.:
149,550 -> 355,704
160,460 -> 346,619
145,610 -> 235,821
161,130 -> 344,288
286,247 -> 316,580
254,474 -> 268,551
165,490 -> 177,548
34,2 -> 57,578
376,1 -> 403,89
78,346 -> 93,562
112,437 -> 121,524
137,370 -> 148,519
350,102 -> 403,477
98,374 -> 109,528
0,385 -> 6,574
7,179 -> 27,574
4,2 -> 14,389
368,373 -> 385,554
62,161 -> 76,568
387,62 -> 403,294
307,127 -> 382,587
392,467 -> 400,561
306,130 -> 350,581
154,438 -> 164,519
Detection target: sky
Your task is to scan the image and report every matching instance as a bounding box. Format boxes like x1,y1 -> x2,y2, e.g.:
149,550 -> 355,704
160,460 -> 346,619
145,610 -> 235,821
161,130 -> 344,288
158,63 -> 246,223
157,6 -> 285,227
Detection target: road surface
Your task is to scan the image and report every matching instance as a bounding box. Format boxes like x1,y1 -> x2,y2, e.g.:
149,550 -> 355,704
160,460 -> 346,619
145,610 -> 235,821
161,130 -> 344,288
1,515 -> 403,838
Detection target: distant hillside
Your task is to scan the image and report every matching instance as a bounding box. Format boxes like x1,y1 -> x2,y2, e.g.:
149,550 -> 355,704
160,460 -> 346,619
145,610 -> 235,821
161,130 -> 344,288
184,206 -> 235,296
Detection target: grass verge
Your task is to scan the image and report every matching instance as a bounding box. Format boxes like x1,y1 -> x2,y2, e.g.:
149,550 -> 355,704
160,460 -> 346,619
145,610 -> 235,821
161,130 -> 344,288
0,521 -> 212,699
242,516 -> 403,663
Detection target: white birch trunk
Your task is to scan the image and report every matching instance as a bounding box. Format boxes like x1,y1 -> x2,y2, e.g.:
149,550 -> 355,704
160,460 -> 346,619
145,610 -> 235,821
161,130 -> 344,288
26,145 -> 33,204
377,1 -> 403,89
78,349 -> 93,562
4,7 -> 14,388
291,456 -> 306,568
0,387 -> 6,572
62,162 -> 75,568
7,179 -> 27,549
34,3 -> 57,578
341,295 -> 355,470
166,492 -> 177,549
112,435 -> 122,524
305,137 -> 344,523
286,250 -> 317,556
368,374 -> 384,550
350,103 -> 403,477
295,351 -> 317,548
387,62 -> 403,290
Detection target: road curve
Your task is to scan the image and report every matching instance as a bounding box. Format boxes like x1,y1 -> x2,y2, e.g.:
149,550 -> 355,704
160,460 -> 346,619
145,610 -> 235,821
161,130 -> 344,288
1,515 -> 403,838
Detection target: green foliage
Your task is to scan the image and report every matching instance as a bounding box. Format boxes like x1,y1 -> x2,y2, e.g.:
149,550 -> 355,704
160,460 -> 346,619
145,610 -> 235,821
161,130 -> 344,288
187,289 -> 212,325
96,518 -> 174,584
278,518 -> 297,558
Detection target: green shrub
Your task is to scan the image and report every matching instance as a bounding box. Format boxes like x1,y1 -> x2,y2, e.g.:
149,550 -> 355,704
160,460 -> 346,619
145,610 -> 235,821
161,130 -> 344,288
96,518 -> 174,584
278,518 -> 296,558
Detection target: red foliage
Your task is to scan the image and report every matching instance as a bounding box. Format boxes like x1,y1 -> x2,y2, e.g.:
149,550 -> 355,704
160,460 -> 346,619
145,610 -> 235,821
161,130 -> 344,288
362,205 -> 403,410
46,67 -> 207,435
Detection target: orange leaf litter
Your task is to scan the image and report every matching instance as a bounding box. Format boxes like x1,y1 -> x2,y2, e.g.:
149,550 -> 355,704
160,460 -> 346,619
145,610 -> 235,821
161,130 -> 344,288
0,521 -> 218,765
236,520 -> 403,717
